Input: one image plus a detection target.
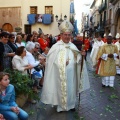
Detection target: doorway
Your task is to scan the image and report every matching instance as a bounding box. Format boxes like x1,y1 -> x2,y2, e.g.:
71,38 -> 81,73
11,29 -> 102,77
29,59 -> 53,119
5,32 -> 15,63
2,23 -> 13,32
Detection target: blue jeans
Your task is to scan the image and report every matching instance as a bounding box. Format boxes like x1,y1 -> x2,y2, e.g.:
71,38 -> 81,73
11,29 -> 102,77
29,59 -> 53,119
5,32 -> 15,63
0,107 -> 28,120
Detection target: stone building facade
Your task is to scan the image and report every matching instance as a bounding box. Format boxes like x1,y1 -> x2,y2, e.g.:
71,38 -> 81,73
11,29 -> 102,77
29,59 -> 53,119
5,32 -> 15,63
0,0 -> 74,35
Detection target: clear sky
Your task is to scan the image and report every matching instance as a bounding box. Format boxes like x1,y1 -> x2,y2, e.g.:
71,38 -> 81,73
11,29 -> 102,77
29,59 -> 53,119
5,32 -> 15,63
74,0 -> 94,30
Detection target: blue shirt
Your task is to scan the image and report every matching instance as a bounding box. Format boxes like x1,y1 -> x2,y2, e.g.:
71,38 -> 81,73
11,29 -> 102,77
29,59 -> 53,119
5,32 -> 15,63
0,84 -> 18,111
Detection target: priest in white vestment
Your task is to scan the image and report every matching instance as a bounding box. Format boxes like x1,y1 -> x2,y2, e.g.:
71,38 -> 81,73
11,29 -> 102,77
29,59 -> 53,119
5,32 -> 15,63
41,20 -> 90,112
90,36 -> 104,68
115,33 -> 120,75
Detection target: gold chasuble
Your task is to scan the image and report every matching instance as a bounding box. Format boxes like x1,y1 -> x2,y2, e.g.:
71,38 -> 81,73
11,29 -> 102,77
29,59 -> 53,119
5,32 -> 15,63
96,44 -> 118,76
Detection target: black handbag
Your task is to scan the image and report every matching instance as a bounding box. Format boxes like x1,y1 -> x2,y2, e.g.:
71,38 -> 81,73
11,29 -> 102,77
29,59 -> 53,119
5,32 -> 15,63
34,66 -> 41,71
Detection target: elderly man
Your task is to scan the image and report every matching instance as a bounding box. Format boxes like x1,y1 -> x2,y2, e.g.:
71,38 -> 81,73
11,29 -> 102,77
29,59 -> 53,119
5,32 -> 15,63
41,20 -> 90,112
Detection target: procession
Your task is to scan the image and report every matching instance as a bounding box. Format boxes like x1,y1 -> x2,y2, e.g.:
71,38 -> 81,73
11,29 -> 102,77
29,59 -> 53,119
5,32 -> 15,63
0,0 -> 120,120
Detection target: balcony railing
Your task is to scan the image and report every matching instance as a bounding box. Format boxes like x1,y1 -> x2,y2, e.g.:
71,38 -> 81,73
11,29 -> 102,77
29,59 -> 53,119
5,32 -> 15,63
98,2 -> 107,13
110,0 -> 119,5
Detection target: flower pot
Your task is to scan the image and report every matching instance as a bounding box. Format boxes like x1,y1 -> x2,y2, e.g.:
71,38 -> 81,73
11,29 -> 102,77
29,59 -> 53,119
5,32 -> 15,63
16,94 -> 28,107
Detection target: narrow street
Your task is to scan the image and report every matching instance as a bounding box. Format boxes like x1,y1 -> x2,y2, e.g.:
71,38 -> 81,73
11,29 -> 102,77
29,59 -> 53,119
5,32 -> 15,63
24,52 -> 120,120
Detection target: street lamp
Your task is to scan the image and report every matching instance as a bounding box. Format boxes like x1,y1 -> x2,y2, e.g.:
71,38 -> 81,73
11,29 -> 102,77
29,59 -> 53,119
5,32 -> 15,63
55,14 -> 67,27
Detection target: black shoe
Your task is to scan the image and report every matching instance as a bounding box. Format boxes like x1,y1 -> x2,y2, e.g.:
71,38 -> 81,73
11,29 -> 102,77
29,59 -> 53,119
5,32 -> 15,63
102,84 -> 105,87
70,108 -> 76,112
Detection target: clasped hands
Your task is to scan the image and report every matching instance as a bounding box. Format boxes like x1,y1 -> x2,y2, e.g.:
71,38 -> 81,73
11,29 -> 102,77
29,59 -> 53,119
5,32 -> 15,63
80,50 -> 86,56
11,106 -> 20,114
108,54 -> 113,58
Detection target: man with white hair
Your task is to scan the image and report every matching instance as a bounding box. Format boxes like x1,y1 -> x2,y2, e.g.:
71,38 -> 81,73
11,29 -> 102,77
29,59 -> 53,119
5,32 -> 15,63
26,42 -> 45,92
41,20 -> 90,112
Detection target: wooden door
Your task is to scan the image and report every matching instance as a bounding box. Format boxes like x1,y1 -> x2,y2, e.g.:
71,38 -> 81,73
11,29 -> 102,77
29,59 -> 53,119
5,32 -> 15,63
2,23 -> 13,32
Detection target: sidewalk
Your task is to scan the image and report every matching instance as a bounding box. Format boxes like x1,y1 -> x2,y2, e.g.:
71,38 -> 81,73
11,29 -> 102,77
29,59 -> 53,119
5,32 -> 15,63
23,52 -> 120,120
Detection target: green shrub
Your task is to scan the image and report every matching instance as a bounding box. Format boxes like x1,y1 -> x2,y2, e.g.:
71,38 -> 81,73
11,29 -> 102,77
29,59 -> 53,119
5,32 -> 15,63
4,69 -> 39,100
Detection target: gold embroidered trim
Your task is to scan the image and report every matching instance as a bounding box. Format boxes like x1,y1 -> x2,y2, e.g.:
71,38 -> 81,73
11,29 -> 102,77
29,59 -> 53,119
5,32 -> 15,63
58,49 -> 67,110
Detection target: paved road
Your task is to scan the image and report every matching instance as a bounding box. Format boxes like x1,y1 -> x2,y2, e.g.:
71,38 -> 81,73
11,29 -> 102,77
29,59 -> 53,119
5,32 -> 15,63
24,52 -> 120,120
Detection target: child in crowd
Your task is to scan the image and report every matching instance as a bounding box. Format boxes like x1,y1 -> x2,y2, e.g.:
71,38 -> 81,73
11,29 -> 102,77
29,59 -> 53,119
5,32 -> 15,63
0,72 -> 28,120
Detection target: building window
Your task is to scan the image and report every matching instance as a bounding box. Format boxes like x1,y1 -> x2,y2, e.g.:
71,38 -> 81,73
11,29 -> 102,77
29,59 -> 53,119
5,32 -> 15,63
45,6 -> 53,14
24,25 -> 31,34
30,6 -> 37,14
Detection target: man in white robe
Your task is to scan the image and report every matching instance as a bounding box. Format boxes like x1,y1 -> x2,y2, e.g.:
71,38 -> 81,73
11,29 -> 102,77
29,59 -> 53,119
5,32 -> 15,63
115,33 -> 120,75
90,36 -> 104,68
41,20 -> 90,112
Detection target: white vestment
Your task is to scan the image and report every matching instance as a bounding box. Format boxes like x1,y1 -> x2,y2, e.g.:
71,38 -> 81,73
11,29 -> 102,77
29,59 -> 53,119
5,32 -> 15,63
90,40 -> 104,67
115,42 -> 120,74
41,40 -> 90,112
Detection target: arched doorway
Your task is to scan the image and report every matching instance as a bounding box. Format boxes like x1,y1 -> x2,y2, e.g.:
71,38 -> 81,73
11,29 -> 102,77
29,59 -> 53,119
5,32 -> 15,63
2,23 -> 13,32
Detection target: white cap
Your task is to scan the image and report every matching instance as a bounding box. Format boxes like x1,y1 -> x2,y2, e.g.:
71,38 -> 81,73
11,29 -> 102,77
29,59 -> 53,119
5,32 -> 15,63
108,33 -> 112,37
59,20 -> 74,33
80,33 -> 83,37
104,33 -> 106,37
85,33 -> 87,37
116,33 -> 120,39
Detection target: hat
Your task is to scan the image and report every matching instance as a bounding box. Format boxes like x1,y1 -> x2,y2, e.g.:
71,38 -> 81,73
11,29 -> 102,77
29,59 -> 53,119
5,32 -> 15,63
104,33 -> 106,37
108,33 -> 112,37
59,20 -> 74,33
80,33 -> 83,37
116,33 -> 120,39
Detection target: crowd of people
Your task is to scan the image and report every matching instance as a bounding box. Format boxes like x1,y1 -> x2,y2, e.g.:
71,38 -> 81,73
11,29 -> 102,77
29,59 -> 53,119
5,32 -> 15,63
0,29 -> 53,119
0,21 -> 120,119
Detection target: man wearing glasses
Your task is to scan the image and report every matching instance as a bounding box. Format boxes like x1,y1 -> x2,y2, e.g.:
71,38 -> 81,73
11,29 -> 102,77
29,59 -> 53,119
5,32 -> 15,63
41,20 -> 90,112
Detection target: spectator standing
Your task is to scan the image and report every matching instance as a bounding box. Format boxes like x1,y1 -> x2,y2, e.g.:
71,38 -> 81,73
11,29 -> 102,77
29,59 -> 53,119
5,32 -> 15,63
16,35 -> 25,47
26,34 -> 34,45
0,32 -> 15,71
38,33 -> 48,53
7,34 -> 17,53
21,34 -> 27,46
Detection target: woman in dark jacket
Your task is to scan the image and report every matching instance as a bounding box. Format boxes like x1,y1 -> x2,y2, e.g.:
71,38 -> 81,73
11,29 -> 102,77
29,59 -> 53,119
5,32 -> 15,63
0,32 -> 15,71
7,34 -> 17,53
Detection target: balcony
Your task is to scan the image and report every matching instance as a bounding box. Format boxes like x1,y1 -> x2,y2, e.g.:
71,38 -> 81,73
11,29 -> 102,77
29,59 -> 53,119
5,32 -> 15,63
110,0 -> 119,5
98,2 -> 107,13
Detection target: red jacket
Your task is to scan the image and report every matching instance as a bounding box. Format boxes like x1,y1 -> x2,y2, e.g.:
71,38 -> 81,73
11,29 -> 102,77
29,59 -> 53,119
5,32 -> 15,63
38,38 -> 48,51
84,39 -> 90,51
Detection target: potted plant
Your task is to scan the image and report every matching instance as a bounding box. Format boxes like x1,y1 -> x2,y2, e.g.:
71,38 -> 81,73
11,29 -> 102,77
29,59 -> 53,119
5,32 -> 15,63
4,69 -> 39,107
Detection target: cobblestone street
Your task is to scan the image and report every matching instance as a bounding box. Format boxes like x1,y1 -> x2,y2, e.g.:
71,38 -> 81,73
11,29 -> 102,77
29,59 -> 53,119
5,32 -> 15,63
24,52 -> 120,120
